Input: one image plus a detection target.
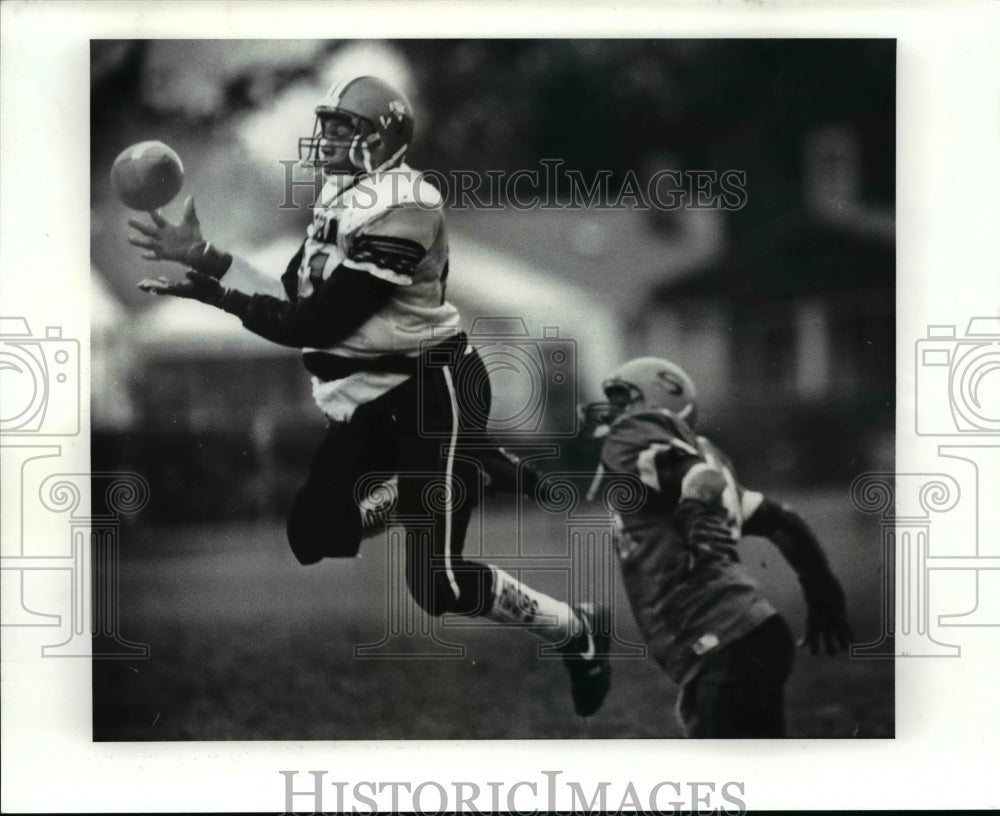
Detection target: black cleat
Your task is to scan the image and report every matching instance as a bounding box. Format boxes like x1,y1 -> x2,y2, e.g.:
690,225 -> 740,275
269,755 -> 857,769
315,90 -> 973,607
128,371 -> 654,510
562,602 -> 612,717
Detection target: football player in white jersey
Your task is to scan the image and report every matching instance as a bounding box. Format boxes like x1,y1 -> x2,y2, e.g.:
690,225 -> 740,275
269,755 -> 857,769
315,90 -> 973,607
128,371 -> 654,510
581,356 -> 852,736
129,75 -> 610,718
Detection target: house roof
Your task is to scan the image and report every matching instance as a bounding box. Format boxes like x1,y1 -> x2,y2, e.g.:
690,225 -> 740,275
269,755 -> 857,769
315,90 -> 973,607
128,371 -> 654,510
445,205 -> 724,313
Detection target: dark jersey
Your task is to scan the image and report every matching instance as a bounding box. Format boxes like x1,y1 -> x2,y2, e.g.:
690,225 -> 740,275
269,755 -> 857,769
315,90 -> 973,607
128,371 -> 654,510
600,408 -> 776,683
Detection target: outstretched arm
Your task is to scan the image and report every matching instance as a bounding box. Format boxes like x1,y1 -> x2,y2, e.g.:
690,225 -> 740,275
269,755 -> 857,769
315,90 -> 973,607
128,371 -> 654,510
138,265 -> 395,349
744,497 -> 853,655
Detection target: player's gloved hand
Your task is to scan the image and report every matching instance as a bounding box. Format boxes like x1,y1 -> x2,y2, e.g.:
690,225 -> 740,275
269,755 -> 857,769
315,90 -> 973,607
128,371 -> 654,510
674,467 -> 739,571
137,270 -> 225,307
800,571 -> 853,656
674,498 -> 740,572
127,196 -> 231,278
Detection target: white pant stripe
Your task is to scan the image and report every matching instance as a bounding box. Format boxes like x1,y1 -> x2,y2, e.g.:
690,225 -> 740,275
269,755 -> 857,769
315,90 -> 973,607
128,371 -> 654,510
441,366 -> 461,599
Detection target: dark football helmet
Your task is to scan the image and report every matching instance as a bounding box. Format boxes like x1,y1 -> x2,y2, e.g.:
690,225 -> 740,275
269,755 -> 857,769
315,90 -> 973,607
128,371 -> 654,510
299,75 -> 414,176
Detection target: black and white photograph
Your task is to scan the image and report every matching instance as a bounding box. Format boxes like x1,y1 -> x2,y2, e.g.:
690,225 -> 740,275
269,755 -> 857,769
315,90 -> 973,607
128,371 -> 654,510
2,2 -> 1000,813
89,37 -> 893,741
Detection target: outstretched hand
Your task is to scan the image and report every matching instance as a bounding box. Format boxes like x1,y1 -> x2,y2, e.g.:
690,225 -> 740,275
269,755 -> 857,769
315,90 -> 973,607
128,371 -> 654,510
128,195 -> 204,264
138,270 -> 224,306
800,573 -> 854,656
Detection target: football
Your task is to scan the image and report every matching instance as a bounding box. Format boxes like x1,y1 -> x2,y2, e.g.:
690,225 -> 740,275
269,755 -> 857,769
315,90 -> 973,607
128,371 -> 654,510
110,140 -> 184,211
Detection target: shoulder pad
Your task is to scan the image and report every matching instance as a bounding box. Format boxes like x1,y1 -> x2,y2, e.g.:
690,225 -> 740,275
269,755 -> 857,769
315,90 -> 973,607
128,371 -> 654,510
368,165 -> 442,210
601,409 -> 701,474
607,408 -> 699,452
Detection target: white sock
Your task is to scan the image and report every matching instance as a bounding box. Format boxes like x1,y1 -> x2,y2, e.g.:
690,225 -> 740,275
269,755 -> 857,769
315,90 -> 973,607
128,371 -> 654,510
485,566 -> 586,648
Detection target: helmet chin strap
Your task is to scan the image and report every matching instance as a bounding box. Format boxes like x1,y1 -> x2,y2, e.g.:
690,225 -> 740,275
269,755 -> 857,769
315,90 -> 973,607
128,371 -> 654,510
350,139 -> 409,176
349,134 -> 370,173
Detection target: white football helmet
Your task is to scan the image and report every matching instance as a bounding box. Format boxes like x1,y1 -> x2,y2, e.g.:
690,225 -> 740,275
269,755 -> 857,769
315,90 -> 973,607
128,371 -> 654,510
581,356 -> 699,433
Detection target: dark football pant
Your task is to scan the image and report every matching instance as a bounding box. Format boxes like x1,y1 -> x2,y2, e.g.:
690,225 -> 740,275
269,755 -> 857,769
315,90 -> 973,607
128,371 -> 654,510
677,613 -> 796,738
286,333 -> 494,617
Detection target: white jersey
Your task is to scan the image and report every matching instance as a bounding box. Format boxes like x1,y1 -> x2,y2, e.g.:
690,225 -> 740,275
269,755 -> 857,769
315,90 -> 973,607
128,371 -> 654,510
222,165 -> 461,421
299,165 -> 460,356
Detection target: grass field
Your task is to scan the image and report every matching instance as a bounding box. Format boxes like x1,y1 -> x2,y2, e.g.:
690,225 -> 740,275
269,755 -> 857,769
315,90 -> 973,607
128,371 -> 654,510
93,488 -> 893,740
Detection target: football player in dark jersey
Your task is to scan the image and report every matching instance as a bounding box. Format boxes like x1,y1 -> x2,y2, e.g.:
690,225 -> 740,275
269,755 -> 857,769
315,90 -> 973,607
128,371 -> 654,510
128,75 -> 610,718
581,356 -> 852,736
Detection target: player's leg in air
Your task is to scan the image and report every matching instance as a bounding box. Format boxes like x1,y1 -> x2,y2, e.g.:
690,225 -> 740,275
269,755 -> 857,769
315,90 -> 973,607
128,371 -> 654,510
285,399 -> 399,564
390,333 -> 612,717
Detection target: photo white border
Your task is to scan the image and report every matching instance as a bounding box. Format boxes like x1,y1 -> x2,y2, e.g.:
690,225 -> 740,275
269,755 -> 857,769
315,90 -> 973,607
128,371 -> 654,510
3,0 -> 999,811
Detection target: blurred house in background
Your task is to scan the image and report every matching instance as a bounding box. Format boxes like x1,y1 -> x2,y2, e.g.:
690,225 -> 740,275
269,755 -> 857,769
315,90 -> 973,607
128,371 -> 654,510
130,237 -> 307,434
447,190 -> 726,363
448,124 -> 894,485
644,125 -> 894,484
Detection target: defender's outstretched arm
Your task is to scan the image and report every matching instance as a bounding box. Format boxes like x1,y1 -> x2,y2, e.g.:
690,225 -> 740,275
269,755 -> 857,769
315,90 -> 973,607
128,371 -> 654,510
744,497 -> 854,655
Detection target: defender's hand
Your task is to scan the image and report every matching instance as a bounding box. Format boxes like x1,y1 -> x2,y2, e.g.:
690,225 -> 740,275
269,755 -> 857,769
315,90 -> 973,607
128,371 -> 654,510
800,573 -> 853,656
128,195 -> 205,265
674,498 -> 740,572
138,270 -> 224,307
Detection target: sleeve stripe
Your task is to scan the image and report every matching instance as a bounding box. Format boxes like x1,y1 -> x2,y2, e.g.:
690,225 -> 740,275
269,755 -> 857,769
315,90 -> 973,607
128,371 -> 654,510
636,443 -> 672,491
341,257 -> 412,285
358,237 -> 425,256
348,235 -> 426,277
